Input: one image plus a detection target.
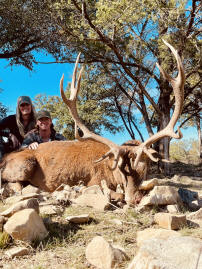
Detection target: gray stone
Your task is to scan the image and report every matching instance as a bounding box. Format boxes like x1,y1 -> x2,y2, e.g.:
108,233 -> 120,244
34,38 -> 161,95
136,228 -> 181,247
128,236 -> 202,269
73,193 -> 110,211
21,185 -> 41,195
139,186 -> 181,206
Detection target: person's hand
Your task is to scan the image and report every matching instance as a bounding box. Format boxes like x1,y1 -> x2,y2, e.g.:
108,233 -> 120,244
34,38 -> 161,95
28,142 -> 39,150
9,133 -> 21,149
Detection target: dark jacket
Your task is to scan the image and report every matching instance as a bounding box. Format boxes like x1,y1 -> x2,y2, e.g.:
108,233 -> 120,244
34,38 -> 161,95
0,115 -> 25,144
21,128 -> 66,148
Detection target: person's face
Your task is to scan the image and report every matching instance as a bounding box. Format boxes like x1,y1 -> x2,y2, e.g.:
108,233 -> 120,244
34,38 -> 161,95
19,103 -> 32,116
37,117 -> 52,131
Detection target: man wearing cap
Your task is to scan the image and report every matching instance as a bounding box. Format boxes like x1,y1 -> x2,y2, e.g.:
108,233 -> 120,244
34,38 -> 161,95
21,110 -> 66,149
0,96 -> 36,158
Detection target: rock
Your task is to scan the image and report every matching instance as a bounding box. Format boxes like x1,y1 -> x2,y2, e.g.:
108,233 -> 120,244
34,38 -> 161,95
82,185 -> 103,195
5,247 -> 29,258
5,193 -> 42,205
139,178 -> 158,191
101,180 -> 124,202
171,174 -> 180,181
86,236 -> 128,269
128,236 -> 202,269
139,186 -> 181,206
154,213 -> 187,230
187,208 -> 202,220
39,205 -> 63,216
4,208 -> 48,242
66,214 -> 90,224
2,182 -> 22,197
187,208 -> 202,227
123,204 -> 131,212
180,176 -> 194,182
0,198 -> 39,217
111,244 -> 129,264
136,228 -> 181,247
21,185 -> 41,195
52,189 -> 77,203
101,180 -> 111,198
73,193 -> 110,211
166,204 -> 180,213
55,184 -> 72,192
110,219 -> 123,225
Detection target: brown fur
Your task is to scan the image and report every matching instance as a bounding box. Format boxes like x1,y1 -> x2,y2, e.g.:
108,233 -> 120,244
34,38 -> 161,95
1,139 -> 152,205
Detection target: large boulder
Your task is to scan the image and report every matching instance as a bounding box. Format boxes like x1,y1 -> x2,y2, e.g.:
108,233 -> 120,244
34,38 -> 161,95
138,186 -> 181,207
128,236 -> 202,269
136,228 -> 181,247
86,236 -> 128,269
4,208 -> 48,242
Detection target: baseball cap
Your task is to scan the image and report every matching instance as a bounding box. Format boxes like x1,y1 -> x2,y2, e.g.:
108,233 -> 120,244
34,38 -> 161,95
36,110 -> 52,121
18,96 -> 32,106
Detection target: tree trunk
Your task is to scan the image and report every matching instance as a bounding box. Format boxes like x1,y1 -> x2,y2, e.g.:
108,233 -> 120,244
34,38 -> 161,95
196,117 -> 202,158
158,84 -> 172,175
159,113 -> 171,175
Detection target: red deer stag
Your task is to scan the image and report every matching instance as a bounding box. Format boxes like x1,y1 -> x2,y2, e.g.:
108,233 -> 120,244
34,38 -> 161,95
0,40 -> 185,205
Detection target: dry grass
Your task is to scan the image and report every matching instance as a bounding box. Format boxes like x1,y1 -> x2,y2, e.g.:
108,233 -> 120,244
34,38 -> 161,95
1,204 -> 201,269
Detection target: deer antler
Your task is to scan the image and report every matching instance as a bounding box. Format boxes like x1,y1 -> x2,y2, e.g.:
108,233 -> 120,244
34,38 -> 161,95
60,54 -> 126,170
132,40 -> 185,169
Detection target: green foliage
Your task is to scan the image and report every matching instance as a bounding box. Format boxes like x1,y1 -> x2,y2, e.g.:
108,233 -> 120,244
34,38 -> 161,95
170,139 -> 200,163
0,0 -> 66,69
34,66 -> 122,139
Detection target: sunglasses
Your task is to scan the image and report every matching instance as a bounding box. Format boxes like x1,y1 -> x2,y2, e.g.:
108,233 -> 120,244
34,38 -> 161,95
20,103 -> 30,107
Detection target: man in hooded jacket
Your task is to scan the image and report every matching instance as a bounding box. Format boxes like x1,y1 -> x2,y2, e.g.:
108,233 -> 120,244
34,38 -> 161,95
0,96 -> 36,158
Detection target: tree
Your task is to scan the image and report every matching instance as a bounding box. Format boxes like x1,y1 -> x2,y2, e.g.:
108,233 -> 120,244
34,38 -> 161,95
170,139 -> 200,163
0,0 -> 66,69
49,0 -> 201,171
34,67 -> 122,139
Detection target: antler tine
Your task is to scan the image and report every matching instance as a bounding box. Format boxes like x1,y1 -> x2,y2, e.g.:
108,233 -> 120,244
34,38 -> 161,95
70,52 -> 81,96
132,41 -> 185,170
60,53 -> 126,170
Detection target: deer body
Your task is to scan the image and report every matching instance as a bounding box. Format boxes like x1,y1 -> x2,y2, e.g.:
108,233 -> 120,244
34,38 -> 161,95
1,139 -> 148,203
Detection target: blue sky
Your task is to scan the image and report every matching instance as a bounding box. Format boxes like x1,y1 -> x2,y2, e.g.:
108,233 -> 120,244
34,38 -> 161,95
0,55 -> 198,145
